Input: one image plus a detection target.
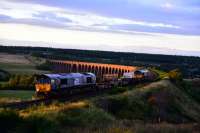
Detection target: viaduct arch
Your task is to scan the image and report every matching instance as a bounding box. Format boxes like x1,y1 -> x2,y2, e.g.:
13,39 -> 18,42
49,60 -> 138,80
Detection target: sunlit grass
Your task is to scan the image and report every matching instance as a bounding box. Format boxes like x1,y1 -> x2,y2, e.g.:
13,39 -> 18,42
20,101 -> 90,117
150,68 -> 168,80
0,97 -> 21,105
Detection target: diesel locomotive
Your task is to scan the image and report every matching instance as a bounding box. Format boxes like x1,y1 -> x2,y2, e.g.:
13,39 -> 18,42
35,72 -> 96,96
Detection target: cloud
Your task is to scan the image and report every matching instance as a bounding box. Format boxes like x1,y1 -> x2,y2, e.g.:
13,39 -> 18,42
0,0 -> 62,19
0,0 -> 181,33
161,3 -> 174,9
56,12 -> 180,29
0,23 -> 199,54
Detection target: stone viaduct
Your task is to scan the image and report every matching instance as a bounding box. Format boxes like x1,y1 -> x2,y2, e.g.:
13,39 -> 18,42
49,60 -> 138,80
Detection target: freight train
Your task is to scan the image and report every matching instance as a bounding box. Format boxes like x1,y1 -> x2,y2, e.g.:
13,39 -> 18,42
35,69 -> 155,96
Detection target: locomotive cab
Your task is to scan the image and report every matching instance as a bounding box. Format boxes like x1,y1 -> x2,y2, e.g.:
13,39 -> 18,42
35,75 -> 58,94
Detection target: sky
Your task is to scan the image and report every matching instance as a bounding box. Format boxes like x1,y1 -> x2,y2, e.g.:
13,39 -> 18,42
0,0 -> 200,56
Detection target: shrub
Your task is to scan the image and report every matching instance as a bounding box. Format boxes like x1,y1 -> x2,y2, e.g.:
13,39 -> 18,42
1,74 -> 35,90
0,69 -> 10,82
96,96 -> 152,121
109,87 -> 128,95
18,115 -> 56,133
168,69 -> 183,83
57,107 -> 114,127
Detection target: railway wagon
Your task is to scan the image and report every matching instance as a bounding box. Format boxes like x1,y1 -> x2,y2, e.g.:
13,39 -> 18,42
102,74 -> 119,87
35,72 -> 96,95
134,69 -> 155,80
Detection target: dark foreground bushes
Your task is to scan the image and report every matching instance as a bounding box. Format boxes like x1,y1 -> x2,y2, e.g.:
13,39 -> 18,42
0,103 -> 114,133
95,95 -> 153,121
57,107 -> 114,128
0,108 -> 199,133
0,109 -> 55,133
0,109 -> 22,133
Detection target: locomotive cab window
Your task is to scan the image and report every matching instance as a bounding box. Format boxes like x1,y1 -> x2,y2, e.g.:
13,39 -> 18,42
60,79 -> 68,85
37,78 -> 50,84
86,77 -> 92,83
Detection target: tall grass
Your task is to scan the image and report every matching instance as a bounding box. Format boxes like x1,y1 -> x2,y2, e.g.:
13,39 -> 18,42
0,99 -> 199,133
150,68 -> 168,80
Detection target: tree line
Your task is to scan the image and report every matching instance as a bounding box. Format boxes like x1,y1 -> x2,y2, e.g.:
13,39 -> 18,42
0,45 -> 200,78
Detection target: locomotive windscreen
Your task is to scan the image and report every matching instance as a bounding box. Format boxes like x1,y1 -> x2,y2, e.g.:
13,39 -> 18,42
86,77 -> 92,83
36,76 -> 50,84
60,79 -> 68,84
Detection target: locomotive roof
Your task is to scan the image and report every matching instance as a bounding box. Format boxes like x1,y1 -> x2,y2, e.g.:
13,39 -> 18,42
42,72 -> 95,79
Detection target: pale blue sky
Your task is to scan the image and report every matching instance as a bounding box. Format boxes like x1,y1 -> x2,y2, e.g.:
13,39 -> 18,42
0,0 -> 200,56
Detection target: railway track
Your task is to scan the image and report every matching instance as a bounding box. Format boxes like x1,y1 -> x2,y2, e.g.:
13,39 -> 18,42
0,85 -> 112,109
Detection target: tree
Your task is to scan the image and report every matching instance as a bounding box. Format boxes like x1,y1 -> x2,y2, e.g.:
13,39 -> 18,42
9,75 -> 20,88
168,69 -> 183,82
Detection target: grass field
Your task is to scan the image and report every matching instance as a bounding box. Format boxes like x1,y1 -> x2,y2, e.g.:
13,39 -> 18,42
0,90 -> 34,100
0,53 -> 49,74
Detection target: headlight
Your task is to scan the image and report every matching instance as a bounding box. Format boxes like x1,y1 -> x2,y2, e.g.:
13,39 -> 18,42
36,88 -> 40,92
